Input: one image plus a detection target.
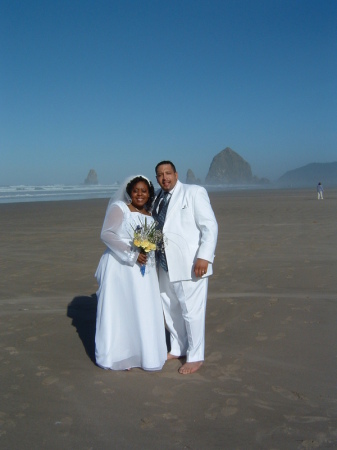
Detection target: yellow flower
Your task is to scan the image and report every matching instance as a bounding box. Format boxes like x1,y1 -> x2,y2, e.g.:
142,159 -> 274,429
134,239 -> 141,247
141,240 -> 150,248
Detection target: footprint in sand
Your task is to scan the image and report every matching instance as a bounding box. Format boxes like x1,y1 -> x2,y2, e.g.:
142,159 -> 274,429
254,400 -> 275,411
62,385 -> 74,393
225,363 -> 241,372
140,417 -> 154,430
207,351 -> 222,362
213,388 -> 233,397
54,416 -> 73,427
42,376 -> 59,386
157,413 -> 186,432
36,366 -> 51,377
272,386 -> 307,401
5,347 -> 18,355
221,406 -> 239,417
281,316 -> 293,324
255,333 -> 268,341
102,388 -> 114,394
152,386 -> 174,403
19,403 -> 30,411
0,416 -> 16,433
162,413 -> 178,420
205,403 -> 219,420
221,399 -> 239,417
285,415 -> 329,424
244,384 -> 257,392
272,332 -> 286,341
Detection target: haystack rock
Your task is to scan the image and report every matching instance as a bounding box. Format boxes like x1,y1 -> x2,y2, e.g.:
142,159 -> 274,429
205,147 -> 253,184
84,169 -> 98,185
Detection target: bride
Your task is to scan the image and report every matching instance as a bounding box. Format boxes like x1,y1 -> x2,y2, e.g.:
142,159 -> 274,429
95,175 -> 167,371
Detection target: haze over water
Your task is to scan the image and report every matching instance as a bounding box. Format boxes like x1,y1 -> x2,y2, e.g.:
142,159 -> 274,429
1,1 -> 336,186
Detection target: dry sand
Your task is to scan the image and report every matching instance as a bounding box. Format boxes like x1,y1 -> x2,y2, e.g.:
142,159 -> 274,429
0,188 -> 336,449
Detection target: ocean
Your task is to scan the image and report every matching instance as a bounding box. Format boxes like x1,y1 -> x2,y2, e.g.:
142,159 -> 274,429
0,183 -> 264,204
0,184 -> 120,204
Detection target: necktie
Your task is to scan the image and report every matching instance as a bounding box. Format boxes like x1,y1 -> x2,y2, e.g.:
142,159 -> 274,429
157,192 -> 169,220
154,192 -> 170,271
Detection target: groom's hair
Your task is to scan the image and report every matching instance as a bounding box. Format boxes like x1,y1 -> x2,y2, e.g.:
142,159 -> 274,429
155,161 -> 176,173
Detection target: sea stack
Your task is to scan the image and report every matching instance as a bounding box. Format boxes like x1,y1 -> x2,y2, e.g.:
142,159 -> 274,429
205,147 -> 253,184
84,169 -> 98,185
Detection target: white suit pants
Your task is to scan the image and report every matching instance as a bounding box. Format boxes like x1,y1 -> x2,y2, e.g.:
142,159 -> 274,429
158,266 -> 208,362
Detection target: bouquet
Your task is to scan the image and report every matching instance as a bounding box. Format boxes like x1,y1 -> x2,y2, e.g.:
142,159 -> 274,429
132,217 -> 165,276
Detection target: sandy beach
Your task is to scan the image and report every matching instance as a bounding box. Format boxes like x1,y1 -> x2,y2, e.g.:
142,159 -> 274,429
1,188 -> 336,449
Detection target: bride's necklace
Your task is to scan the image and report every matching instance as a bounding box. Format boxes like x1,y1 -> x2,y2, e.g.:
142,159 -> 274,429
131,203 -> 147,214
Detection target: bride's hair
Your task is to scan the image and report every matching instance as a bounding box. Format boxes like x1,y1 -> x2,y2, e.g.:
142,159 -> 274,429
126,176 -> 155,211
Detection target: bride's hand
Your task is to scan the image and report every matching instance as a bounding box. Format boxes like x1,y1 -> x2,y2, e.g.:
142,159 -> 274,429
137,253 -> 147,265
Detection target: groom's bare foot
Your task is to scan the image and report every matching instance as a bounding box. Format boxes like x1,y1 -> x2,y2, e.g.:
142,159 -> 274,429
178,361 -> 203,375
167,353 -> 185,360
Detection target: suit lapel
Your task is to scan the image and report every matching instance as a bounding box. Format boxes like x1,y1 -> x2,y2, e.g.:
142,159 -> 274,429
165,181 -> 182,219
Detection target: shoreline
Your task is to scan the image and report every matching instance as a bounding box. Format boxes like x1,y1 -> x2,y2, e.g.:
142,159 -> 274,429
1,183 -> 333,205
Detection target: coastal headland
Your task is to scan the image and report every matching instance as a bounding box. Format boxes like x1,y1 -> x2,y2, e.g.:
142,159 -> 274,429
1,188 -> 336,449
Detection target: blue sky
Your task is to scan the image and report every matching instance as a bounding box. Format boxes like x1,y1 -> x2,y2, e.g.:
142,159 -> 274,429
1,0 -> 336,185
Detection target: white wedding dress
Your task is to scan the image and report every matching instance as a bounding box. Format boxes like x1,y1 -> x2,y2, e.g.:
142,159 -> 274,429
95,201 -> 167,371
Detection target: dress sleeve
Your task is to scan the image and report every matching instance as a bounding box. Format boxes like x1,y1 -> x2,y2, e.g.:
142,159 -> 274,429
100,203 -> 138,265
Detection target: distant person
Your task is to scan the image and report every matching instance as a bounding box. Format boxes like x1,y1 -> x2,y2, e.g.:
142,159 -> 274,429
152,161 -> 218,375
317,182 -> 324,200
95,175 -> 167,371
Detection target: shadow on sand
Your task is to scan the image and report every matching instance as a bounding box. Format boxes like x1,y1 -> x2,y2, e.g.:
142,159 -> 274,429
67,294 -> 97,364
67,293 -> 171,364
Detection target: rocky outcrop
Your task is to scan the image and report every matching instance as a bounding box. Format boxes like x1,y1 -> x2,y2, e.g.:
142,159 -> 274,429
186,169 -> 201,185
278,162 -> 337,187
84,169 -> 98,185
205,147 -> 253,184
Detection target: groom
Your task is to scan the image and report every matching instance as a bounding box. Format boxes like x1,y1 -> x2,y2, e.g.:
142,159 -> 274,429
153,161 -> 218,374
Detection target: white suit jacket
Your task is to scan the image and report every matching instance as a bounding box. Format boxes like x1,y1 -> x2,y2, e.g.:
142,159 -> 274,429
156,180 -> 218,282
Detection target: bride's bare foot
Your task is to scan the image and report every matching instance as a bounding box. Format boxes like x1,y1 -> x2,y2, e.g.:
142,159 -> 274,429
178,361 -> 203,375
167,353 -> 185,360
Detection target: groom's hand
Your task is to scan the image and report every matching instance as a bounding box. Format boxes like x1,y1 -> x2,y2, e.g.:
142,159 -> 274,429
194,258 -> 208,278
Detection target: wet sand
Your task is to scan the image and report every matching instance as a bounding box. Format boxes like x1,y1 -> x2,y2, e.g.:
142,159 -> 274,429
1,188 -> 337,449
